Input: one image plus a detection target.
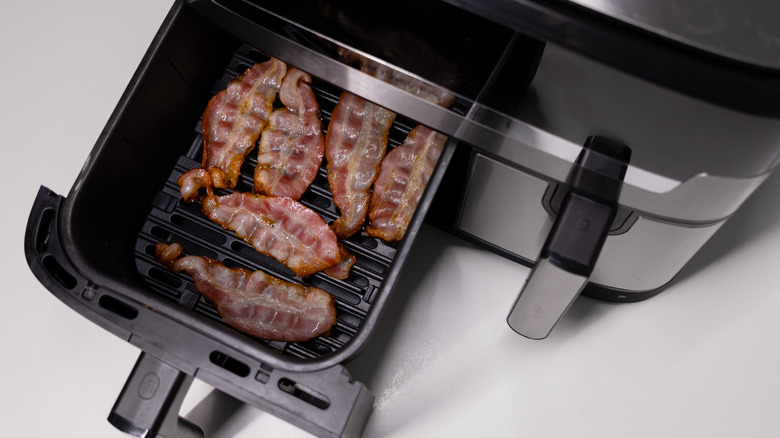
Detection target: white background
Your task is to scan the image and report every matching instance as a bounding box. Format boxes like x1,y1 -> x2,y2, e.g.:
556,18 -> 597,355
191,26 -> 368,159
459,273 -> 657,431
3,1 -> 780,437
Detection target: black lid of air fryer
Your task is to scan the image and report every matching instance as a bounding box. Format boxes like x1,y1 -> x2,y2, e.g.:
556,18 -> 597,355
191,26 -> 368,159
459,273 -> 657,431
443,0 -> 780,117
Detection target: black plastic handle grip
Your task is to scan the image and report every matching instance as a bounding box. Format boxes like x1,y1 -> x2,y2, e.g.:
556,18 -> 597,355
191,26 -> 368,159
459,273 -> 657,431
109,353 -> 203,438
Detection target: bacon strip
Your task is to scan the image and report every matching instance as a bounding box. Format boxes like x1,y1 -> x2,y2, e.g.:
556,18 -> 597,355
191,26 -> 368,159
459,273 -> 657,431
155,243 -> 336,342
254,68 -> 324,200
325,91 -> 396,238
366,125 -> 447,241
201,191 -> 350,278
179,58 -> 287,201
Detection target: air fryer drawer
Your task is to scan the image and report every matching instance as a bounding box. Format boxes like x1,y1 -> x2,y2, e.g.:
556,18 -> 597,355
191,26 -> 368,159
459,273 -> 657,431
24,1 -> 463,436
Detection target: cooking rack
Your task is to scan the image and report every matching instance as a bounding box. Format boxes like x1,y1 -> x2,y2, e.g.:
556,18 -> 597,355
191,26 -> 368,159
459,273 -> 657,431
134,43 -> 420,362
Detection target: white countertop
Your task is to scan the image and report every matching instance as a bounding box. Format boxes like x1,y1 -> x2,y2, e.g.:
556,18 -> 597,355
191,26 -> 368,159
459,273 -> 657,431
3,1 -> 780,437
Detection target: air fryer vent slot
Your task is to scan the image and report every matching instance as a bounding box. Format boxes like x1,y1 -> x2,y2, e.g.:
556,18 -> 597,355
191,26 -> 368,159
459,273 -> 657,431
209,351 -> 251,377
98,295 -> 139,320
278,378 -> 331,410
42,255 -> 77,290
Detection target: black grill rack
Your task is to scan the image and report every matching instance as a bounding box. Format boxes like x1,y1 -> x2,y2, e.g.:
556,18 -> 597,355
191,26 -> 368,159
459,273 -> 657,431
134,43 -> 419,362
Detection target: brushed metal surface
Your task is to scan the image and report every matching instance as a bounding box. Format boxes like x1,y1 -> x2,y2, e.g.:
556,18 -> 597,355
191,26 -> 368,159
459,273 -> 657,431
591,216 -> 724,292
507,257 -> 588,339
459,155 -> 727,294
459,154 -> 553,261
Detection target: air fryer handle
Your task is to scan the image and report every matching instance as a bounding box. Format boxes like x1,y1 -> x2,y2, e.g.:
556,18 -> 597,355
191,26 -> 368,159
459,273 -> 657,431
507,193 -> 615,339
108,352 -> 203,438
507,136 -> 631,339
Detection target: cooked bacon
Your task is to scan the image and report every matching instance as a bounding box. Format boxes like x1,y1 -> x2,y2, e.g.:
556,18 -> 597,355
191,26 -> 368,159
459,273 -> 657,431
179,58 -> 286,200
325,91 -> 396,238
155,243 -> 336,342
322,243 -> 356,280
366,125 -> 447,241
177,169 -> 213,203
254,68 -> 324,200
200,191 -> 350,278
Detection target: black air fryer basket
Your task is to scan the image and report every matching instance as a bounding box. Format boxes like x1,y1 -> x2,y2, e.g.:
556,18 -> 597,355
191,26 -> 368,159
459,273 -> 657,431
21,1 -> 487,436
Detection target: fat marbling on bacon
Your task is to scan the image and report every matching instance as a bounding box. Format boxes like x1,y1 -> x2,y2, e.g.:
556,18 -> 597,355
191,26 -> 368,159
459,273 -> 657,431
179,58 -> 286,201
325,91 -> 396,238
366,125 -> 447,241
254,68 -> 324,200
155,242 -> 336,342
200,191 -> 354,278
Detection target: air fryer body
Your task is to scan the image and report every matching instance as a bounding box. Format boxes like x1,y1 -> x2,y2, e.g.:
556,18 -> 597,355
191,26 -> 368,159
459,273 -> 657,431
421,2 -> 780,331
435,38 -> 780,306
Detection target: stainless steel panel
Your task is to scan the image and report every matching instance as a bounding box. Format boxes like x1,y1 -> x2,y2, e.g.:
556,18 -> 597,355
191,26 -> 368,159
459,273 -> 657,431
591,216 -> 724,292
618,172 -> 769,225
459,154 -> 553,261
459,154 -> 726,294
464,106 -> 771,223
